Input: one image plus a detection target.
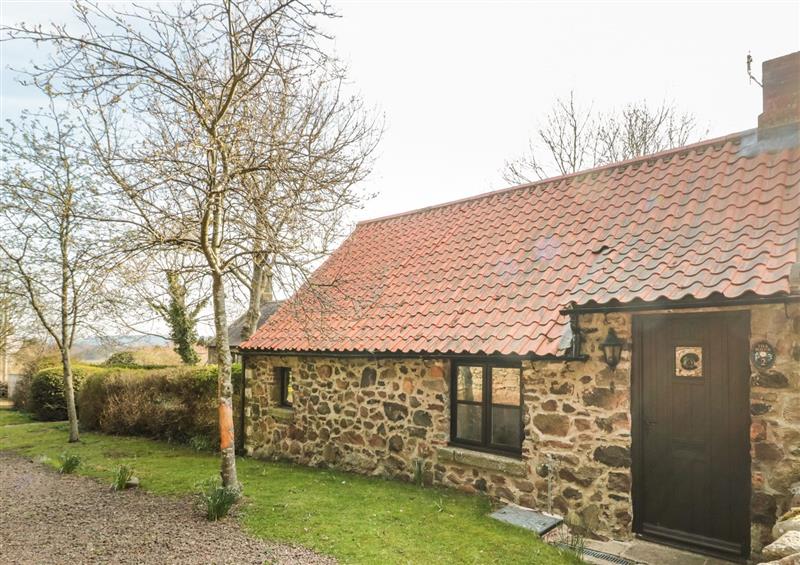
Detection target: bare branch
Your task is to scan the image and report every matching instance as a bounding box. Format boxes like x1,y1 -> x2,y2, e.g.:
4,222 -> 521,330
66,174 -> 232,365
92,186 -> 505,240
502,94 -> 701,184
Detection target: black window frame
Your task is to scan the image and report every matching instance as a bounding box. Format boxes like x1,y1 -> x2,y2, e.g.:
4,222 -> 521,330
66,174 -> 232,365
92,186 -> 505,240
449,359 -> 523,457
276,367 -> 293,408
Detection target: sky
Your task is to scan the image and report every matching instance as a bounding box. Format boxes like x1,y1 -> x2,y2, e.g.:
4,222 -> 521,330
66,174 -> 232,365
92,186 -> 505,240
2,1 -> 799,226
1,0 -> 798,335
331,0 -> 799,222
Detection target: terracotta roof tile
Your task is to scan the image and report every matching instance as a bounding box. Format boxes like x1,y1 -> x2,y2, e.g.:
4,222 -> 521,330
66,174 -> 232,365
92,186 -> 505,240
241,130 -> 800,356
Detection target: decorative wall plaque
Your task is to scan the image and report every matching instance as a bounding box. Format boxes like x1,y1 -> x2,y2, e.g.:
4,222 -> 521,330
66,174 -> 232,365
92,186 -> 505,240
676,346 -> 703,377
751,341 -> 776,370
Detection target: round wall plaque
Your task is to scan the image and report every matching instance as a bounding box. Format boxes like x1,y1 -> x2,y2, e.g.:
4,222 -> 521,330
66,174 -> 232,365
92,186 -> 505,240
751,341 -> 776,370
675,346 -> 703,377
680,352 -> 700,371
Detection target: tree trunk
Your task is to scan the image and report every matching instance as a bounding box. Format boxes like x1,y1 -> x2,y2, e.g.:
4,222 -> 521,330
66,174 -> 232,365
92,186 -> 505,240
241,259 -> 272,341
212,269 -> 239,491
60,207 -> 79,442
61,349 -> 80,442
0,305 -> 7,384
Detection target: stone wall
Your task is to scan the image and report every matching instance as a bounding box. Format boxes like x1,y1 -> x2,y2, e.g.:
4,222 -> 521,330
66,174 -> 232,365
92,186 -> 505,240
749,303 -> 800,552
246,356 -> 457,482
243,303 -> 800,550
244,309 -> 633,540
519,311 -> 633,540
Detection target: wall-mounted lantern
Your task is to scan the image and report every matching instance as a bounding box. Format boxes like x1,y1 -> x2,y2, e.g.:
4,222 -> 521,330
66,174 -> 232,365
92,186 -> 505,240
600,328 -> 624,370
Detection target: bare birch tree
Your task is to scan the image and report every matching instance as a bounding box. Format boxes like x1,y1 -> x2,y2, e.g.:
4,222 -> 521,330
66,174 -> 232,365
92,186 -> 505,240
503,92 -> 699,184
0,97 -> 110,441
5,0 -> 380,489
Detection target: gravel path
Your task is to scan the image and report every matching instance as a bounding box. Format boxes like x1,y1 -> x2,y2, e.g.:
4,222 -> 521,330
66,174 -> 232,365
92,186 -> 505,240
0,452 -> 335,565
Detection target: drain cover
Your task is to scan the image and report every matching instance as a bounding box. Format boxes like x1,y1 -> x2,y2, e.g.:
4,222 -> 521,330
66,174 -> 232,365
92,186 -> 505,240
553,543 -> 641,565
489,504 -> 563,535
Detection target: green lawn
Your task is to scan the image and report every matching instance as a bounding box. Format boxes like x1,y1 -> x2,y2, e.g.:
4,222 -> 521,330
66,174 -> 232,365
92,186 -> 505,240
0,408 -> 579,565
0,408 -> 34,425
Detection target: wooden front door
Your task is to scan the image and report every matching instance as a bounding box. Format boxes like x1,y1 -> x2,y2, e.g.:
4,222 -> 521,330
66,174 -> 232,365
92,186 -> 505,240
632,311 -> 751,558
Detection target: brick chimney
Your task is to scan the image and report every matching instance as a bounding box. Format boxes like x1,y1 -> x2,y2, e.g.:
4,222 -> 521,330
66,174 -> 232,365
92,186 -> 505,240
758,51 -> 800,136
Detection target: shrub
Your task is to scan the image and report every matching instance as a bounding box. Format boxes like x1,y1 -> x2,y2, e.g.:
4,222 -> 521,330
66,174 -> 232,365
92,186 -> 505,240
22,352 -> 61,379
11,373 -> 33,411
111,465 -> 134,491
197,477 -> 239,521
76,371 -> 110,431
103,351 -> 138,368
78,364 -> 240,447
11,352 -> 62,412
58,452 -> 81,474
13,350 -> 62,410
0,381 -> 8,398
29,367 -> 88,421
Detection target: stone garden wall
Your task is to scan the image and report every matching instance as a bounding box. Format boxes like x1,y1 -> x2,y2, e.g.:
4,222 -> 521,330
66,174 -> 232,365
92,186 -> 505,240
244,303 -> 800,550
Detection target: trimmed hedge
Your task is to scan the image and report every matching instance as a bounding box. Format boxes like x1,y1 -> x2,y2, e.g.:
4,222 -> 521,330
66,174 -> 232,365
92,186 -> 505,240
14,361 -> 242,448
30,368 -> 82,421
79,364 -> 242,447
101,350 -> 170,370
27,364 -> 107,421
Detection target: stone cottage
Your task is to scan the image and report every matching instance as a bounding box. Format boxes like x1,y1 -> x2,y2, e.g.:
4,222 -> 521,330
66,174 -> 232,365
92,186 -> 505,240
240,51 -> 800,561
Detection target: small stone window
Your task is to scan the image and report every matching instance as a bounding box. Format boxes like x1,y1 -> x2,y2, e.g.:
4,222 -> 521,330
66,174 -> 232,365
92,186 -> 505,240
450,362 -> 522,456
276,367 -> 293,407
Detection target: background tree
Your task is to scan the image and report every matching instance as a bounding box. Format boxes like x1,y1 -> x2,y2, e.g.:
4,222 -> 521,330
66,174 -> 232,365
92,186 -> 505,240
0,96 -> 112,442
502,92 -> 700,184
6,0 -> 381,489
149,271 -> 207,365
235,62 -> 380,342
103,251 -> 212,350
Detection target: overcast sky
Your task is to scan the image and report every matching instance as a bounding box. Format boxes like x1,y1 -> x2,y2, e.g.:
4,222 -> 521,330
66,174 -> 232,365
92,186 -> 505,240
1,0 -> 798,337
2,1 -> 798,225
332,1 -> 800,221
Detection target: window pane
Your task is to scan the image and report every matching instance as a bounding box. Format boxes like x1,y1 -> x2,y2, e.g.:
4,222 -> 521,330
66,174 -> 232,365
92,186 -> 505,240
492,405 -> 521,448
456,366 -> 483,401
491,367 -> 520,405
456,403 -> 482,442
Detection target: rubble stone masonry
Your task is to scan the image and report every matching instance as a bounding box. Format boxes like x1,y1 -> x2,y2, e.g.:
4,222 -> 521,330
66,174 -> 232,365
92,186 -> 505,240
244,303 -> 799,549
748,303 -> 800,552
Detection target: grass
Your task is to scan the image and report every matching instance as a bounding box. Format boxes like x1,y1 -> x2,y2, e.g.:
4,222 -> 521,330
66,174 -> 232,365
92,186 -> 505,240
0,407 -> 580,565
0,408 -> 33,426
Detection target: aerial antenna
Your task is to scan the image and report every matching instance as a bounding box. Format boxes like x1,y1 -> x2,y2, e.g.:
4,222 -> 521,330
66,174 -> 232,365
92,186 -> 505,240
747,52 -> 763,87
